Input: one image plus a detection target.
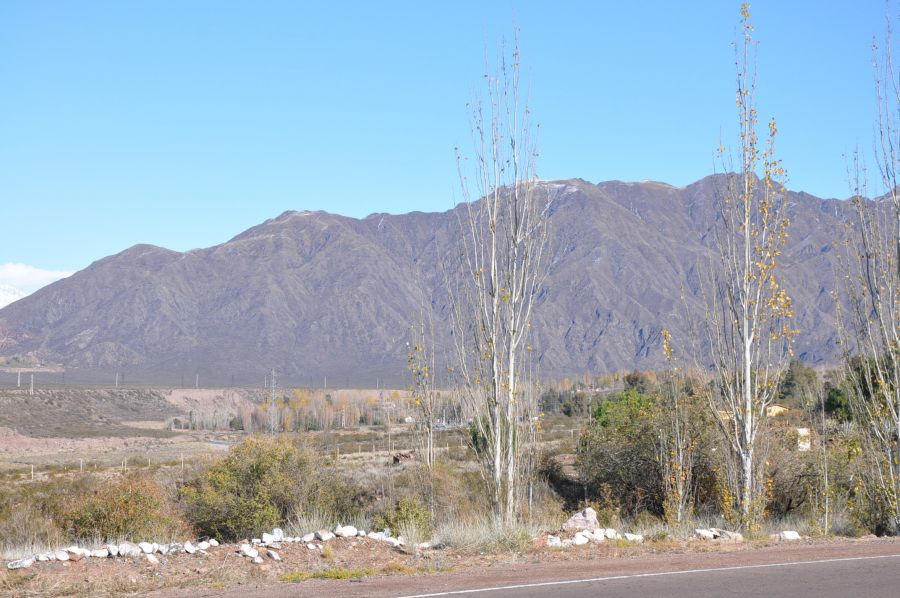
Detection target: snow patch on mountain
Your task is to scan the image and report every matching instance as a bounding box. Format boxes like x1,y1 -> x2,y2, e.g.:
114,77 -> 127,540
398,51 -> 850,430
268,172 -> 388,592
0,284 -> 26,308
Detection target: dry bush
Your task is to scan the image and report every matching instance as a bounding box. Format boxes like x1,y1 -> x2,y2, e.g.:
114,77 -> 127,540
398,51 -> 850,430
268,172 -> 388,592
0,472 -> 188,557
58,474 -> 191,542
0,498 -> 64,559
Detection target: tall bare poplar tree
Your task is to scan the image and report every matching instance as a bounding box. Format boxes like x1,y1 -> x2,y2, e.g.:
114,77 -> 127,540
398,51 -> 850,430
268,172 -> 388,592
450,35 -> 551,524
836,16 -> 900,534
702,5 -> 794,529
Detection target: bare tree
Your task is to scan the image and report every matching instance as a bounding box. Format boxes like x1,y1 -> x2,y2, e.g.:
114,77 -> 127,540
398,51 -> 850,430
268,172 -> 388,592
408,317 -> 437,470
700,6 -> 795,529
450,33 -> 552,524
657,330 -> 709,525
835,14 -> 900,530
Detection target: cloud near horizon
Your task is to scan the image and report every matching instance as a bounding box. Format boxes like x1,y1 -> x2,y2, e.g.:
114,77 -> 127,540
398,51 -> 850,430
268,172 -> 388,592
0,262 -> 75,295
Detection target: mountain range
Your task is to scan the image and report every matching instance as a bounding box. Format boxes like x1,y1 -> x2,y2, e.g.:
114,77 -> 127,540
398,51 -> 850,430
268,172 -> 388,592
0,175 -> 852,387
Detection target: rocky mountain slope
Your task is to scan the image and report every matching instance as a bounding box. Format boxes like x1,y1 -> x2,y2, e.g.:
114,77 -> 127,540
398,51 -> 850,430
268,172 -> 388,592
0,175 -> 852,386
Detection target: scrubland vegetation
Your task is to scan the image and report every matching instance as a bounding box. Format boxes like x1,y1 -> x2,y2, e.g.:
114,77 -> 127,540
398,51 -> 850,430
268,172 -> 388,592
0,357 -> 891,563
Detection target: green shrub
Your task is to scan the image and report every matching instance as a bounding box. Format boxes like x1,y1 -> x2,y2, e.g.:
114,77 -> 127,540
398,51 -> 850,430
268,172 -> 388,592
180,436 -> 369,540
373,496 -> 431,535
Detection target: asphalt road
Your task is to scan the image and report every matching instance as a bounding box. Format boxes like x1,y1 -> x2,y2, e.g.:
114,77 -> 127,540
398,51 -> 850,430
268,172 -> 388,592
178,540 -> 900,598
395,554 -> 900,597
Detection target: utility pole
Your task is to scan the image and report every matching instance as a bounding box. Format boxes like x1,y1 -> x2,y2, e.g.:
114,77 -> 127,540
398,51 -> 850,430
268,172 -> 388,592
30,373 -> 34,396
17,371 -> 20,388
195,374 -> 199,389
115,372 -> 119,388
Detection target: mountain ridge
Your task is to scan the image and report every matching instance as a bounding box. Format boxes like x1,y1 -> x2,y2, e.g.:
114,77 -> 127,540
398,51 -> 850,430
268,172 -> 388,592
0,175 -> 852,386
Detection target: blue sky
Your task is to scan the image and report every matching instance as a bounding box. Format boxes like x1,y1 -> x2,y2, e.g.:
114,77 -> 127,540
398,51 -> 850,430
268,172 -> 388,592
0,1 -> 889,280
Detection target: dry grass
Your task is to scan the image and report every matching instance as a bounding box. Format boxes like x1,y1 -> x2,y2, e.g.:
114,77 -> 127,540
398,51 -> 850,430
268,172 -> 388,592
279,567 -> 375,582
434,519 -> 540,554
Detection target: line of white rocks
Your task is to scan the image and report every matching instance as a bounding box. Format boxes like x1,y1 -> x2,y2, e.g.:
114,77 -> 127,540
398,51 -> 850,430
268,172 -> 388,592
233,525 -> 413,565
553,507 -> 644,547
547,527 -> 644,548
8,523 -> 418,571
7,538 -> 221,570
693,528 -> 743,543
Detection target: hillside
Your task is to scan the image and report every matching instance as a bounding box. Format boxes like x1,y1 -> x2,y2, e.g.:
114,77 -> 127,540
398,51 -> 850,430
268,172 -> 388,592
0,175 -> 852,386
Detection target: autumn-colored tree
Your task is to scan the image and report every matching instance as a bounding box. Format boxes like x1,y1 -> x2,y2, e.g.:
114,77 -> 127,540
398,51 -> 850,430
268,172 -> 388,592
699,5 -> 795,529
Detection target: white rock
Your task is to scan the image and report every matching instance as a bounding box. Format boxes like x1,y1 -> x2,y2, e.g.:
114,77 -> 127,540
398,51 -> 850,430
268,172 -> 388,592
547,535 -> 562,547
251,538 -> 261,545
184,541 -> 197,554
604,529 -> 622,540
261,532 -> 275,544
159,545 -> 170,555
301,533 -> 316,543
208,539 -> 220,547
711,528 -> 744,543
695,528 -> 716,540
562,507 -> 600,531
272,528 -> 284,542
138,542 -> 154,554
239,544 -> 259,559
307,543 -> 318,550
573,533 -> 590,546
145,553 -> 160,565
591,529 -> 606,542
54,550 -> 70,561
624,533 -> 644,543
107,544 -> 119,557
37,553 -> 52,562
338,525 -> 358,538
197,541 -> 210,550
91,549 -> 109,558
561,539 -> 574,547
266,549 -> 281,561
367,531 -> 385,540
7,557 -> 34,569
119,542 -> 141,558
252,555 -> 264,564
333,524 -> 344,534
777,530 -> 801,541
315,530 -> 335,542
383,537 -> 401,547
417,542 -> 431,550
357,530 -> 366,537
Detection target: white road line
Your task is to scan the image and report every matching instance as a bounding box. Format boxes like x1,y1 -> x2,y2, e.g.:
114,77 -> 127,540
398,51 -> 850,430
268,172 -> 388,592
396,553 -> 900,597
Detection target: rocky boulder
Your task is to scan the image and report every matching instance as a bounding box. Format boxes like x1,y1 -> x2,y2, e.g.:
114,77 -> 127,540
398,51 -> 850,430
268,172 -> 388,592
7,557 -> 34,570
562,507 -> 599,532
